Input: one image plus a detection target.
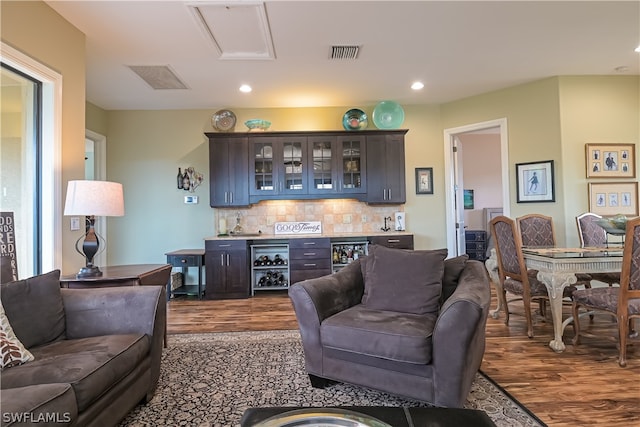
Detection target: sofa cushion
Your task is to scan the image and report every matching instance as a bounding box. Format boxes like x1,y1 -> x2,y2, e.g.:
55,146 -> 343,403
361,246 -> 447,315
0,270 -> 65,349
321,305 -> 437,364
441,254 -> 470,303
0,383 -> 76,426
0,334 -> 149,412
1,299 -> 34,370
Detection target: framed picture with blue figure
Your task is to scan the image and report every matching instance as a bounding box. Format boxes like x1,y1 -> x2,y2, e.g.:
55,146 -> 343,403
516,160 -> 555,203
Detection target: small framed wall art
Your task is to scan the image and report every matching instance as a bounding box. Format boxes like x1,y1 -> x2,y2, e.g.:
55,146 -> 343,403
585,143 -> 636,178
516,160 -> 555,203
415,167 -> 433,194
588,181 -> 639,217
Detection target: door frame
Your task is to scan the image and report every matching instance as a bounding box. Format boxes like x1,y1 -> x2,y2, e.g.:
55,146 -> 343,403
443,118 -> 510,257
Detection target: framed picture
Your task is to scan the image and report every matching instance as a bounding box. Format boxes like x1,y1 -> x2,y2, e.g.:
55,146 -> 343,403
463,189 -> 474,209
415,167 -> 433,194
516,160 -> 555,203
585,143 -> 636,178
588,181 -> 639,216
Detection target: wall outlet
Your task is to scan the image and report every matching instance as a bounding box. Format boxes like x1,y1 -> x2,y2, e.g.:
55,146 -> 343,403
362,215 -> 368,223
343,214 -> 352,224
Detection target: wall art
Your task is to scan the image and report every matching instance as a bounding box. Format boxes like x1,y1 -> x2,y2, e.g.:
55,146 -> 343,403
516,160 -> 555,203
585,143 -> 635,178
415,167 -> 433,194
588,181 -> 638,217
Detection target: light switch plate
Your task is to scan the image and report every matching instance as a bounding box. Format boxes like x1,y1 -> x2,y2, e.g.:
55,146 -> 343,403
70,217 -> 81,231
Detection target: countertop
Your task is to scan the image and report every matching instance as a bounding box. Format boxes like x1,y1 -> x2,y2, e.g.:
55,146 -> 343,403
203,231 -> 413,241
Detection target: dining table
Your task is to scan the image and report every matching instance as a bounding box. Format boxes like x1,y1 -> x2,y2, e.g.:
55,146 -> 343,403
485,246 -> 624,352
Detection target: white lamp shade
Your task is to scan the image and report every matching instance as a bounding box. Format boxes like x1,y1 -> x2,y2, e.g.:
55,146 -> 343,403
64,180 -> 125,216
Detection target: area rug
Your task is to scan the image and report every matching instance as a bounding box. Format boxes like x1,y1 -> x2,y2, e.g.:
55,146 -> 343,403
119,330 -> 546,427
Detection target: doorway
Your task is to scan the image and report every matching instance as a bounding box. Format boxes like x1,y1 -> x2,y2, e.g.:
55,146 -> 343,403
443,118 -> 510,258
85,130 -> 108,267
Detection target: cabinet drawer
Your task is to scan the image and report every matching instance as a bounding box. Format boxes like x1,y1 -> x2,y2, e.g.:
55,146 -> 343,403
465,242 -> 486,251
205,240 -> 247,251
369,235 -> 414,249
465,230 -> 487,242
167,255 -> 200,267
289,247 -> 331,260
288,237 -> 331,249
290,258 -> 332,271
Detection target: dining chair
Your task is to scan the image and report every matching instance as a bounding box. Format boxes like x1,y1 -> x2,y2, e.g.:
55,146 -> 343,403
490,216 -> 577,338
576,212 -> 620,286
517,213 -> 593,289
571,216 -> 640,367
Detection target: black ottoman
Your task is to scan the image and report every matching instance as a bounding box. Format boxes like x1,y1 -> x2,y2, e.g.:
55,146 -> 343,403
241,406 -> 496,427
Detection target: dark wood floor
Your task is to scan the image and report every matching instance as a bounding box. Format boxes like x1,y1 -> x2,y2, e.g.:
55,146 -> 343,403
166,289 -> 640,427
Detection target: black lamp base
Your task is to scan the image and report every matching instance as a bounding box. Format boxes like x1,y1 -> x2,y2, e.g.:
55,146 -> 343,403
76,266 -> 103,278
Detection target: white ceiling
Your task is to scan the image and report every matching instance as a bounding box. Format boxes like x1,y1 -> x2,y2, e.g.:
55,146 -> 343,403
45,0 -> 640,111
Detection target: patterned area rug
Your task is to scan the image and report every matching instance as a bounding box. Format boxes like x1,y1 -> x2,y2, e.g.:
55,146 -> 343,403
120,330 -> 546,427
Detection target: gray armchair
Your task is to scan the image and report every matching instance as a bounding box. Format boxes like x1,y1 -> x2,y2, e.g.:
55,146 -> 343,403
288,246 -> 491,408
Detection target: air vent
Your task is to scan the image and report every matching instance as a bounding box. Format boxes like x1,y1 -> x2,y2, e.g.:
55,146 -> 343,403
330,45 -> 360,60
127,65 -> 188,90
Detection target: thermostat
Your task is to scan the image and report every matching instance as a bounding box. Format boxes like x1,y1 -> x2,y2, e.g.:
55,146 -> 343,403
184,195 -> 199,204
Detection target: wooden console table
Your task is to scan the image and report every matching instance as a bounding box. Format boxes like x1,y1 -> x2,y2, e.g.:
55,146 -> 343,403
60,264 -> 172,289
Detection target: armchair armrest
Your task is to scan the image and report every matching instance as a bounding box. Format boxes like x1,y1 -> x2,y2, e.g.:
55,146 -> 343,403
62,285 -> 165,340
62,285 -> 166,397
288,260 -> 364,374
432,260 -> 491,407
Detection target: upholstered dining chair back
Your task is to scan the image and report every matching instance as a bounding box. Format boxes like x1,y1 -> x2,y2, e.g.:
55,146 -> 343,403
491,216 -> 526,278
490,216 -> 541,338
575,212 -> 620,287
572,216 -> 640,367
517,214 -> 556,247
576,212 -> 607,247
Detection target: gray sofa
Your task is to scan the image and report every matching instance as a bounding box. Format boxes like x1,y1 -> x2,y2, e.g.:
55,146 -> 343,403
288,245 -> 491,408
0,270 -> 166,427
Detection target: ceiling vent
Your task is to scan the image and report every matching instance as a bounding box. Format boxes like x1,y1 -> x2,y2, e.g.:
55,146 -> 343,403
127,65 -> 188,90
329,45 -> 360,60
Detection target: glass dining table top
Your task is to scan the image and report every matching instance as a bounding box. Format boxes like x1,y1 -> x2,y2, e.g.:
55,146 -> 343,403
522,246 -> 623,259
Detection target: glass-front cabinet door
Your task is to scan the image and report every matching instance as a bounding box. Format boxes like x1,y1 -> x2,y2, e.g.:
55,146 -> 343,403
338,135 -> 366,194
280,137 -> 307,196
249,136 -> 307,197
250,137 -> 276,196
308,136 -> 337,195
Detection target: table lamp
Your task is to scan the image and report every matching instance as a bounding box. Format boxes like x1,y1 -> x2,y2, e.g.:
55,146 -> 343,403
64,180 -> 124,278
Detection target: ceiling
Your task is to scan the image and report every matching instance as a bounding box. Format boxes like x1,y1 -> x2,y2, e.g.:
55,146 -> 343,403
44,0 -> 640,111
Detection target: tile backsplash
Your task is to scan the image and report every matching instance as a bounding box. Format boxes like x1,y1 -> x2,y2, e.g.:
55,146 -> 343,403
216,200 -> 403,236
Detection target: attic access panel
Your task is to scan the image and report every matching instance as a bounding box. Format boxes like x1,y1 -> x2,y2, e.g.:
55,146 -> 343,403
188,2 -> 276,60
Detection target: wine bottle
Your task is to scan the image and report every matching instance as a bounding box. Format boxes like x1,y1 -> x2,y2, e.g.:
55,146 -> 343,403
182,171 -> 190,191
177,167 -> 183,189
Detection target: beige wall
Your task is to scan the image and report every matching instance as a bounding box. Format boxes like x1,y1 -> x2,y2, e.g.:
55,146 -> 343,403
1,0 -> 87,273
558,75 -> 640,246
101,106 -> 448,265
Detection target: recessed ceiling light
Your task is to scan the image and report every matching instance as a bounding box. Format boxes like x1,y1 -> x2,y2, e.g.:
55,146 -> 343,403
411,81 -> 424,91
239,84 -> 252,93
635,45 -> 640,53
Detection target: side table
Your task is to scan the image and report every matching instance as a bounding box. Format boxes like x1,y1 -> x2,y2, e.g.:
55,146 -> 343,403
165,249 -> 205,299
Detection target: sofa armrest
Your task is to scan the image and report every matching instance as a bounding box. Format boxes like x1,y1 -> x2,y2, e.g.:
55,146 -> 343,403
432,260 -> 491,407
61,285 -> 166,397
288,259 -> 364,374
